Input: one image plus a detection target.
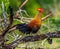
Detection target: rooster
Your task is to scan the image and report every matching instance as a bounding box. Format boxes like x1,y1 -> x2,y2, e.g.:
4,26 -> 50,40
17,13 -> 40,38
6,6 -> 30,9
16,8 -> 43,34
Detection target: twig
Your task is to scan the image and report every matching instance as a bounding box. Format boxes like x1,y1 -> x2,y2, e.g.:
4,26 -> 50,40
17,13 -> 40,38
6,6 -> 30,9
19,0 -> 28,9
2,2 -> 7,28
5,31 -> 60,48
14,13 -> 52,23
42,13 -> 52,21
2,6 -> 14,36
14,13 -> 52,22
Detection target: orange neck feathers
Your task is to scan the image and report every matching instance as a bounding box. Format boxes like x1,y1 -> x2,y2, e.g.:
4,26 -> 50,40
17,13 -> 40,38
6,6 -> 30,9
34,12 -> 42,19
28,12 -> 42,28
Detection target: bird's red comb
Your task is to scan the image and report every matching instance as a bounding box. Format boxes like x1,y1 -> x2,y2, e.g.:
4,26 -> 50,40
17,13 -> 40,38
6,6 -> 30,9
37,8 -> 43,13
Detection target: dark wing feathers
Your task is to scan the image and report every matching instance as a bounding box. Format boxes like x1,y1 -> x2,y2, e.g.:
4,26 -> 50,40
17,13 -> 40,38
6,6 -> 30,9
16,23 -> 31,34
16,23 -> 40,34
31,27 -> 40,33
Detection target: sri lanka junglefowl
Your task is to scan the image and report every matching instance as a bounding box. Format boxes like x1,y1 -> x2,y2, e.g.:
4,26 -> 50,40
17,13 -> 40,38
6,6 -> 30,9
16,8 -> 43,34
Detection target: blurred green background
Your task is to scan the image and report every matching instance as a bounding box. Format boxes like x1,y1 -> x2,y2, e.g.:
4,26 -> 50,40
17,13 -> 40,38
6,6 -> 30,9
0,0 -> 60,49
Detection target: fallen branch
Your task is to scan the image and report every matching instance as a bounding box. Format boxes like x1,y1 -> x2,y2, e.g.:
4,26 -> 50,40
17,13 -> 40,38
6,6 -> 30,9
4,31 -> 60,48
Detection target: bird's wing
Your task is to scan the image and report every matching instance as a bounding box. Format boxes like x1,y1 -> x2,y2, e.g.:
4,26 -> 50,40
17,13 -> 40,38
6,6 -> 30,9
16,23 -> 31,34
